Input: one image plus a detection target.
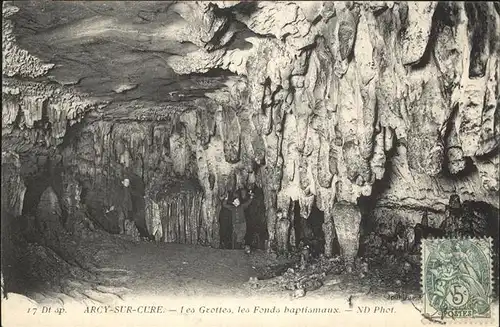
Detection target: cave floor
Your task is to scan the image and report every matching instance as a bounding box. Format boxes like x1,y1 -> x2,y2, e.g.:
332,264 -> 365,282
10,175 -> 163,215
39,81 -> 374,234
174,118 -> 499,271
5,233 -> 499,327
81,237 -> 422,302
9,230 -> 427,305
95,241 -> 257,298
9,226 -> 496,310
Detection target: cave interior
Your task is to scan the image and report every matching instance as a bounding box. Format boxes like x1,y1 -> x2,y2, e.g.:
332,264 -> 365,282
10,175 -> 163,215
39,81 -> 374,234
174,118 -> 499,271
1,0 -> 499,303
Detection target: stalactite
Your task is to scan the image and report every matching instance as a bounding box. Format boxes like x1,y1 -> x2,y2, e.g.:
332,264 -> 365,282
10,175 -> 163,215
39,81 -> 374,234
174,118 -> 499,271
144,182 -> 205,244
4,1 -> 498,265
186,193 -> 192,244
21,96 -> 45,128
166,201 -> 172,242
2,96 -> 20,129
145,199 -> 162,241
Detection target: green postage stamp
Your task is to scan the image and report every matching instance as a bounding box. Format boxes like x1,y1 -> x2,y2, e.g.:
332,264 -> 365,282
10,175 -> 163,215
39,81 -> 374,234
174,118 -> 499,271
422,238 -> 493,321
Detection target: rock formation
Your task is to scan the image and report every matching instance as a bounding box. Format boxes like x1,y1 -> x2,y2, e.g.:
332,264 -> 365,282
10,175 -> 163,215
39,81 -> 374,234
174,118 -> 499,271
2,1 -> 499,266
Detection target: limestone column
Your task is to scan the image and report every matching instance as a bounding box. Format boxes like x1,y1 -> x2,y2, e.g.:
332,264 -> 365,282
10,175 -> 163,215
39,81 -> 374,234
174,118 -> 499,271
322,214 -> 335,258
289,208 -> 296,249
275,210 -> 290,255
332,202 -> 362,271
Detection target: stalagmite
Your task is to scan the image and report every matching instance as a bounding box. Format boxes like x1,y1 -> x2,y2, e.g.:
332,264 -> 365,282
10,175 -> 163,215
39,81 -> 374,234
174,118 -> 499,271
322,215 -> 336,258
145,199 -> 162,241
275,211 -> 291,255
36,186 -> 64,241
332,202 -> 362,270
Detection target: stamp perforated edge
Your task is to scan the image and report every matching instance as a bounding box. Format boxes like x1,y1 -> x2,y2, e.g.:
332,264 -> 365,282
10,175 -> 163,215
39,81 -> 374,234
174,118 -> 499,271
420,237 -> 497,325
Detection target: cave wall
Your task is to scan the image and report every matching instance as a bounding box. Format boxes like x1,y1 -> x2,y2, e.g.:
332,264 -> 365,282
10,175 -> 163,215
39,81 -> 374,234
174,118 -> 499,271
165,1 -> 500,252
60,115 -> 208,243
1,152 -> 26,220
2,1 -> 499,256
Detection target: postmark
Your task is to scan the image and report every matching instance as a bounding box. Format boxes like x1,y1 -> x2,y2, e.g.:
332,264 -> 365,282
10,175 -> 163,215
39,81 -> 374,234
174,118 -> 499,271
422,238 -> 493,321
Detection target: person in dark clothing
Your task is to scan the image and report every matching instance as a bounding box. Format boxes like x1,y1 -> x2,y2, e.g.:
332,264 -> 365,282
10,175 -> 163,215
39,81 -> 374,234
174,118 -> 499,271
222,189 -> 254,253
115,178 -> 133,234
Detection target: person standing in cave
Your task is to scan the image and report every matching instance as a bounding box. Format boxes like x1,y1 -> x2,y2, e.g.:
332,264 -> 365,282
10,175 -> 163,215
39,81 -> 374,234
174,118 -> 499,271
117,178 -> 133,234
222,189 -> 254,254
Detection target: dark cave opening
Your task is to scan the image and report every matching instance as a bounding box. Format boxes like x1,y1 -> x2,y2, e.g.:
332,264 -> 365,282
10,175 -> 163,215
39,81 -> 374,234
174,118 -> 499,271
21,157 -> 65,221
244,186 -> 268,249
465,2 -> 490,78
219,186 -> 267,250
82,183 -> 121,234
4,179 -> 85,295
218,204 -> 231,249
292,201 -> 327,257
22,175 -> 50,216
78,171 -> 145,237
126,174 -> 148,238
